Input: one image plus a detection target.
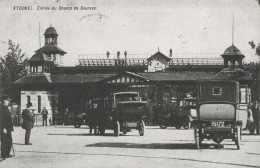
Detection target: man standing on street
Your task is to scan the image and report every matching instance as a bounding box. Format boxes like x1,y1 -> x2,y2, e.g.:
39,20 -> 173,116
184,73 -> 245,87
22,103 -> 34,145
42,107 -> 48,126
0,96 -> 14,160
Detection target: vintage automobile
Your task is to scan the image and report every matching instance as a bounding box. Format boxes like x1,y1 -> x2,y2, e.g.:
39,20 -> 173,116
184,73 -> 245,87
87,92 -> 148,136
159,98 -> 196,129
73,113 -> 87,128
193,80 -> 248,150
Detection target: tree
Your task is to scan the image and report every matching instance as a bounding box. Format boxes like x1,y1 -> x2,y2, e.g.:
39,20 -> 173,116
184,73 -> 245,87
0,40 -> 28,101
248,41 -> 260,56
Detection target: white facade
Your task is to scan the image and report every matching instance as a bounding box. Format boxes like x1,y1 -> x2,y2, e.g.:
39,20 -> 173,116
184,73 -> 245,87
148,59 -> 169,72
21,91 -> 58,125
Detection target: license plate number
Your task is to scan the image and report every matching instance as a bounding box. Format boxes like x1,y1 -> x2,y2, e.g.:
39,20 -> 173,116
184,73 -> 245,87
127,122 -> 137,127
211,121 -> 224,127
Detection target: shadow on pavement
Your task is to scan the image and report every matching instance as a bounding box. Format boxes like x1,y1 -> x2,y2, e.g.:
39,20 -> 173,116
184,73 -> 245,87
246,153 -> 260,156
47,133 -> 90,136
47,133 -> 139,137
16,150 -> 259,168
86,142 -> 239,150
86,142 -> 208,150
13,143 -> 26,145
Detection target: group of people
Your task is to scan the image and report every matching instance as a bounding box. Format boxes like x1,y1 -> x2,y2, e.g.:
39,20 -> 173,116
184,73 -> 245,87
0,96 -> 49,162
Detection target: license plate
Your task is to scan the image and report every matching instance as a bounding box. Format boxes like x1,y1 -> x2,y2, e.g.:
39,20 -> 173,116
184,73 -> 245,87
126,122 -> 137,127
211,121 -> 225,127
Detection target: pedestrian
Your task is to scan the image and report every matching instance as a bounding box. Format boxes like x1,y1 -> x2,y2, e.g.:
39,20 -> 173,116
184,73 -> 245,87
42,107 -> 48,126
244,103 -> 254,132
0,95 -> 14,160
22,103 -> 34,145
251,102 -> 257,129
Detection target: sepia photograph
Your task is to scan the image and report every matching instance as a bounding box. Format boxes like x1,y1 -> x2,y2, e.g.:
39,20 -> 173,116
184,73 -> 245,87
0,0 -> 260,167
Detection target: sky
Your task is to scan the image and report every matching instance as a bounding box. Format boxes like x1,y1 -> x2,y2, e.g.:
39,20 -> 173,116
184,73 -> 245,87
0,0 -> 259,66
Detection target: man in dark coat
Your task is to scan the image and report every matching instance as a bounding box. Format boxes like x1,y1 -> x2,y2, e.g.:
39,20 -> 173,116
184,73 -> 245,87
41,107 -> 48,126
0,96 -> 14,160
22,103 -> 34,145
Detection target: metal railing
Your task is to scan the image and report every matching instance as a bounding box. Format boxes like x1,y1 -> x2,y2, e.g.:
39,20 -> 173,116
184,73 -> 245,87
77,53 -> 226,66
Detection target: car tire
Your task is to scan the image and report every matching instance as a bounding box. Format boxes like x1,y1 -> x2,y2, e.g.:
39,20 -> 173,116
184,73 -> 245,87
139,120 -> 145,136
114,121 -> 120,137
159,125 -> 167,129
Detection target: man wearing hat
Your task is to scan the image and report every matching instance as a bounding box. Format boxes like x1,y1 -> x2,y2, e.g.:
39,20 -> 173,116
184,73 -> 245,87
22,103 -> 34,145
0,95 -> 14,160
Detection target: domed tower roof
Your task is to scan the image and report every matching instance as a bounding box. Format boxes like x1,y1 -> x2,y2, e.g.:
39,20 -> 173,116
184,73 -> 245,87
222,45 -> 243,56
44,26 -> 58,36
221,45 -> 245,69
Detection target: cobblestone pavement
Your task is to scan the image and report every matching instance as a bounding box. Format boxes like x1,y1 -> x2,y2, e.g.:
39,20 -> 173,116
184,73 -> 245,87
1,126 -> 260,168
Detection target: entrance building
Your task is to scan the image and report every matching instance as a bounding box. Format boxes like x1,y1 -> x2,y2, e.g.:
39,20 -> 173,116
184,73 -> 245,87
14,26 -> 257,125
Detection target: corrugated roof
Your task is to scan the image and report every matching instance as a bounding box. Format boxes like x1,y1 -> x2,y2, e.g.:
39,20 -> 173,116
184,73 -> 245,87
15,71 -> 216,85
29,52 -> 52,62
15,73 -> 52,84
51,74 -> 114,84
147,51 -> 171,61
139,72 -> 214,81
35,45 -> 66,54
210,68 -> 253,80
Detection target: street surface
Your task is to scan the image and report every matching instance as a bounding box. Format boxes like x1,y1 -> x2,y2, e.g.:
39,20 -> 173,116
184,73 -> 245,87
1,126 -> 260,168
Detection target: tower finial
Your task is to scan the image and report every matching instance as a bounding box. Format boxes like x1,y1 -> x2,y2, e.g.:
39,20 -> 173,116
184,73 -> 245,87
232,13 -> 234,46
158,46 -> 160,52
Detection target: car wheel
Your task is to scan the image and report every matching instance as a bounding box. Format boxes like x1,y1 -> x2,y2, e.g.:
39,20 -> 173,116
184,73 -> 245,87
74,124 -> 81,128
139,120 -> 145,136
235,126 -> 241,150
159,125 -> 167,129
194,129 -> 202,149
114,121 -> 120,137
183,121 -> 191,130
248,122 -> 255,135
100,127 -> 105,135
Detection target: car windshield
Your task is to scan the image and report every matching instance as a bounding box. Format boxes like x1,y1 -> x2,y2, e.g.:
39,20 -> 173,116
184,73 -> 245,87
115,93 -> 139,102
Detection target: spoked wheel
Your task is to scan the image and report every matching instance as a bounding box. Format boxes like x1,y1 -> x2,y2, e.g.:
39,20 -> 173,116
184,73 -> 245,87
159,125 -> 167,129
183,121 -> 191,130
139,120 -> 145,136
99,127 -> 105,135
89,126 -> 93,135
235,126 -> 241,150
74,124 -> 81,128
248,122 -> 255,135
194,129 -> 202,149
114,121 -> 120,137
175,125 -> 182,129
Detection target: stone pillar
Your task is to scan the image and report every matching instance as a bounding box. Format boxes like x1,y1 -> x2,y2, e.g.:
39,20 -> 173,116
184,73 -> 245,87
231,60 -> 236,69
224,59 -> 228,68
